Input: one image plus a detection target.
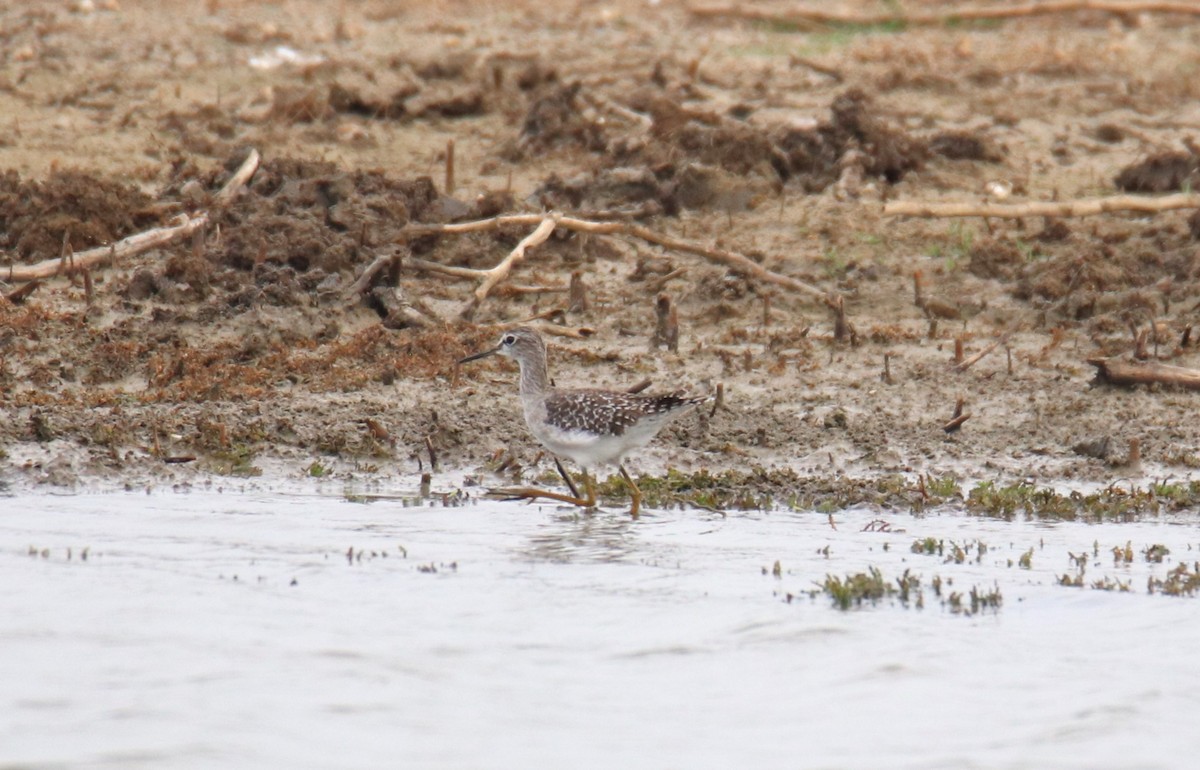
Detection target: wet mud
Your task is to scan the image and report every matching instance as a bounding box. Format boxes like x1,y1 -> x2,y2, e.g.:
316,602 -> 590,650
2,0 -> 1199,496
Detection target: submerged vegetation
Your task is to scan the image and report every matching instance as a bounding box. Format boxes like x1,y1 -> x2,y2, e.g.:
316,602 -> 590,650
966,481 -> 1200,522
575,466 -> 1200,523
803,566 -> 1002,616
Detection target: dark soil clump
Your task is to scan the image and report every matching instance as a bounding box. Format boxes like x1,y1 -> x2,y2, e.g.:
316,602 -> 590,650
0,170 -> 162,260
1115,151 -> 1200,193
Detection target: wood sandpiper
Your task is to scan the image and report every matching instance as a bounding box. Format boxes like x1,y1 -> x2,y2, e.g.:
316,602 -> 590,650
459,326 -> 709,517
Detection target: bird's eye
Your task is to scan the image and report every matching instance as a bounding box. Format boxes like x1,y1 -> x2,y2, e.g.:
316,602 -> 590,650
502,334 -> 516,345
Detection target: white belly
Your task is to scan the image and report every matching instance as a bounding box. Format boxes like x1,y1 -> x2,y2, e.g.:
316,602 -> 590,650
529,420 -> 662,469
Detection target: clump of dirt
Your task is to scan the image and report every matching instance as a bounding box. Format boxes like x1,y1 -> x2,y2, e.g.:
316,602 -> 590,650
777,88 -> 928,191
928,130 -> 1005,162
1115,147 -> 1200,193
514,81 -> 608,154
207,156 -> 439,277
968,237 -> 1024,281
0,170 -> 162,260
519,86 -> 932,213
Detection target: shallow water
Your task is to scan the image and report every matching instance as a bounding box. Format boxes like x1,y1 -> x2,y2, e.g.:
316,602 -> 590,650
3,486 -> 1199,769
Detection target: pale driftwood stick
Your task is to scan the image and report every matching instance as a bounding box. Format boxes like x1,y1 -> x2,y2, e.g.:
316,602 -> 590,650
688,1 -> 1200,27
955,333 -> 1013,372
5,215 -> 210,282
406,258 -> 487,281
4,149 -> 261,282
788,54 -> 843,82
408,258 -> 567,294
514,304 -> 568,324
212,149 -> 262,205
1087,358 -> 1200,390
885,193 -> 1200,220
347,252 -> 398,297
461,214 -> 559,320
497,283 -> 570,296
525,322 -> 595,339
403,213 -> 833,305
582,92 -> 653,129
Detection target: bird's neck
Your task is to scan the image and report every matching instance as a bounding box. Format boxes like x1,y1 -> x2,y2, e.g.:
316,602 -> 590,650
517,351 -> 550,399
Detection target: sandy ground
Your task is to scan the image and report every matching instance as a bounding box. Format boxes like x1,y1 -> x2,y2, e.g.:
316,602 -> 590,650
3,0 -> 1200,498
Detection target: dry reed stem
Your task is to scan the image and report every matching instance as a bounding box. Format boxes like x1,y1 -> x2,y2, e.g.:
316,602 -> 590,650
689,1 -> 1200,28
885,192 -> 1200,220
403,213 -> 833,305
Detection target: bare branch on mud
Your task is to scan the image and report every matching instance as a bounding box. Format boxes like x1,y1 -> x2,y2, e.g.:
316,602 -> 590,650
349,252 -> 443,329
943,397 -> 970,434
788,54 -> 843,82
955,333 -> 1013,372
580,92 -> 653,130
652,293 -> 680,353
212,149 -> 262,205
521,322 -> 595,339
402,213 -> 835,306
4,149 -> 261,283
567,270 -> 589,312
688,1 -> 1200,28
461,214 -> 560,321
1087,358 -> 1200,390
406,258 -> 489,281
3,279 -> 41,305
884,192 -> 1200,220
407,259 -> 568,295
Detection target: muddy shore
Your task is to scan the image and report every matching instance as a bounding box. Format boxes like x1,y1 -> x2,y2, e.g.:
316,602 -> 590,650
3,0 -> 1200,503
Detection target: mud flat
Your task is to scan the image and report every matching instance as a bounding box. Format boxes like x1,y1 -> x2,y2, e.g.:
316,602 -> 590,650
2,1 -> 1200,501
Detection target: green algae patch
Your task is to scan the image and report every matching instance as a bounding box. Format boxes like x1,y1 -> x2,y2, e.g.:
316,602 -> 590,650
592,468 -> 964,513
803,566 -> 1001,616
966,481 -> 1200,522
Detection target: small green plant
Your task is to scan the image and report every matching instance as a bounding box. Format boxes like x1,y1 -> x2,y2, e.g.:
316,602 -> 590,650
911,537 -> 941,556
207,444 -> 262,477
307,461 -> 329,478
925,475 -> 962,499
822,567 -> 891,610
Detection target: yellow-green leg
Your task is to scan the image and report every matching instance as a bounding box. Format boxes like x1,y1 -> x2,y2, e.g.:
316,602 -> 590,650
491,468 -> 596,511
619,465 -> 641,518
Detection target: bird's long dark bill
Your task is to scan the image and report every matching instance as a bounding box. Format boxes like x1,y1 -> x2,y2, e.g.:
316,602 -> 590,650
458,346 -> 501,364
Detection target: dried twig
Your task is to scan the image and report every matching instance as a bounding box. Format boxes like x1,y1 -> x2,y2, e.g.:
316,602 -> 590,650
568,269 -> 589,312
402,212 -> 834,305
1087,358 -> 1200,390
653,293 -> 680,353
689,1 -> 1200,28
519,322 -> 595,339
885,192 -> 1200,220
955,333 -> 1012,372
461,214 -> 560,320
3,279 -> 41,305
4,149 -> 261,282
788,54 -> 843,82
943,397 -> 970,434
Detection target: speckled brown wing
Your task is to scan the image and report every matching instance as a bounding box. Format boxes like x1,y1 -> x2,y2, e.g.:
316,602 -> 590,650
544,390 -> 704,436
